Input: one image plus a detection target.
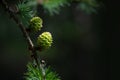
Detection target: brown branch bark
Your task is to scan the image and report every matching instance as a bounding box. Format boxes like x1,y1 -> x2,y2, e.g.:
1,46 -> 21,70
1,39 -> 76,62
1,0 -> 39,66
1,1 -> 47,80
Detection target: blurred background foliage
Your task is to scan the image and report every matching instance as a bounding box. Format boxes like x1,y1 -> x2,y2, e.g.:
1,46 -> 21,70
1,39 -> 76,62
0,0 -> 114,80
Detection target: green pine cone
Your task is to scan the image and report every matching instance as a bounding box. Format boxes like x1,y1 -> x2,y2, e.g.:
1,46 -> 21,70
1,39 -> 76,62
37,32 -> 53,50
29,17 -> 43,32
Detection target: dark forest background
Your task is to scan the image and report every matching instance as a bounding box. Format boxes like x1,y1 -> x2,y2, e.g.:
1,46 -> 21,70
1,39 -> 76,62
0,0 -> 116,80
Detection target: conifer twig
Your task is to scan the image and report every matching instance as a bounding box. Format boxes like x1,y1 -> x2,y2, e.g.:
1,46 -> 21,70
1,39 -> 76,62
1,0 -> 39,67
1,1 -> 47,79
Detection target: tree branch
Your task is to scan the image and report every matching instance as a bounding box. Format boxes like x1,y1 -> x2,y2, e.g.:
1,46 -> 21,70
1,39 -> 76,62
1,0 -> 47,79
1,0 -> 39,66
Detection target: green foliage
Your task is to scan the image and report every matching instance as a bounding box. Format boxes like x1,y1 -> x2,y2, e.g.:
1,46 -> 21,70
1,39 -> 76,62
29,16 -> 43,32
42,0 -> 98,15
17,0 -> 98,17
77,0 -> 98,14
45,67 -> 61,80
43,0 -> 69,15
17,0 -> 37,24
37,32 -> 53,50
25,62 -> 61,80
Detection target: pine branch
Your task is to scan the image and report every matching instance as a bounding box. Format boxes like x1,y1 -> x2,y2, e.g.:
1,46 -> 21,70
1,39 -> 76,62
1,0 -> 40,70
1,1 -> 53,80
1,0 -> 59,80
